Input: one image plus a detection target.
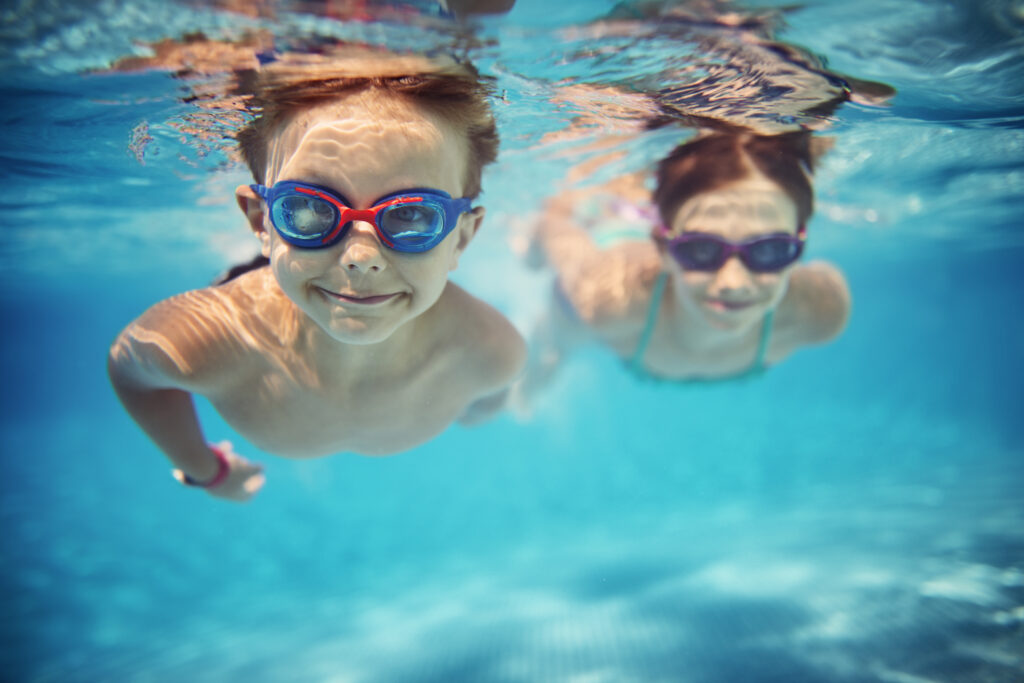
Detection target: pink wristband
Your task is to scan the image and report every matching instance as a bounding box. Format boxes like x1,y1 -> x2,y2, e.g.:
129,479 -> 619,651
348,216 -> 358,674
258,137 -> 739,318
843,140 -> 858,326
181,445 -> 230,488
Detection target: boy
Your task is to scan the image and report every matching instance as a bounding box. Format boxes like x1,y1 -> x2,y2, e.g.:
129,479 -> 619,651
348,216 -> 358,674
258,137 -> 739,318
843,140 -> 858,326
108,52 -> 525,502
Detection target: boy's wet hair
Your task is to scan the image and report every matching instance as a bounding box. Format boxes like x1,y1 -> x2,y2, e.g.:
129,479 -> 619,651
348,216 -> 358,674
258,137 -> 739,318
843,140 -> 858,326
653,132 -> 815,228
236,53 -> 499,198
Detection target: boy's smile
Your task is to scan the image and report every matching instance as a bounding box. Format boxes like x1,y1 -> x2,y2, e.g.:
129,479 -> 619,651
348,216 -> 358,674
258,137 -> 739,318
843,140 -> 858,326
317,288 -> 400,306
239,91 -> 483,345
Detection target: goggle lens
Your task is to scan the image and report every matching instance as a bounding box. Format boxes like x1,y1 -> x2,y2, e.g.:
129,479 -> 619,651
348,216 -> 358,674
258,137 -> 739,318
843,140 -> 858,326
272,195 -> 338,240
673,238 -> 725,270
744,237 -> 802,272
379,203 -> 445,246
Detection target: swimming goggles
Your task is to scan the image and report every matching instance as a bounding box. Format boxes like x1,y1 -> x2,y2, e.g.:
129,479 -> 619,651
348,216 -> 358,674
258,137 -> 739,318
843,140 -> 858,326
659,226 -> 806,273
251,181 -> 473,253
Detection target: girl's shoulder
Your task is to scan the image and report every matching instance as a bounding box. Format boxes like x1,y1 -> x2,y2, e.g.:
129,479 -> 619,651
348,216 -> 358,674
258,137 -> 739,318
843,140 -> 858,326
777,261 -> 851,345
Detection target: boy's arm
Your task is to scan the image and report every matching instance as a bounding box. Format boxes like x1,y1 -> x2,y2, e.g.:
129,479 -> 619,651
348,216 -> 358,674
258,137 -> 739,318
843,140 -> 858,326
455,298 -> 528,426
107,296 -> 264,501
458,388 -> 512,426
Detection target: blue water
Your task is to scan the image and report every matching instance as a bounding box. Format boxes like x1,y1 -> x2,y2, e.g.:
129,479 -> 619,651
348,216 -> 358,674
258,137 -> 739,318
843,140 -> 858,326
2,0 -> 1023,681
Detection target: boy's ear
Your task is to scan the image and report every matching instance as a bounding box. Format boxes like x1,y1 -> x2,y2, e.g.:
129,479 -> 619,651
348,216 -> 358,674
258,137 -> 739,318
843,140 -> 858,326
449,206 -> 485,271
235,185 -> 271,257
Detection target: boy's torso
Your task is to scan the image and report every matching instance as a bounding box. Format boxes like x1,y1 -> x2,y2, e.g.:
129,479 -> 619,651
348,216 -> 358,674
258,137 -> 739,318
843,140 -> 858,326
172,268 -> 514,457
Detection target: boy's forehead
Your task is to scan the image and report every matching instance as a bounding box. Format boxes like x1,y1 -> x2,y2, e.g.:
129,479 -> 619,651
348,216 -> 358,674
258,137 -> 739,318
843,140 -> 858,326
265,93 -> 463,189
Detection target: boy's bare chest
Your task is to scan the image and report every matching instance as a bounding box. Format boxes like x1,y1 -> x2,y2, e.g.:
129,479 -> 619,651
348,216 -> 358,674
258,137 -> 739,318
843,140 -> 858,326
208,356 -> 467,457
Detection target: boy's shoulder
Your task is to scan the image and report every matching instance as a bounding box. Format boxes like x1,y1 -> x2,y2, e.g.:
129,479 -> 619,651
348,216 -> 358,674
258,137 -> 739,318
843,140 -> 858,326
138,266 -> 284,333
433,282 -> 527,393
116,267 -> 292,389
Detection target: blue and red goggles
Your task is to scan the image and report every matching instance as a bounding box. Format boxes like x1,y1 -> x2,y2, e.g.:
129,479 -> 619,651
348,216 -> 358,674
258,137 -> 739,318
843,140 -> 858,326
251,181 -> 473,253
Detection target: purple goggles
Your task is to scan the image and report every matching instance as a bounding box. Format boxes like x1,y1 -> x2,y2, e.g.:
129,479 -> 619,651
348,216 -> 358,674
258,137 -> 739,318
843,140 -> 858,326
658,226 -> 806,273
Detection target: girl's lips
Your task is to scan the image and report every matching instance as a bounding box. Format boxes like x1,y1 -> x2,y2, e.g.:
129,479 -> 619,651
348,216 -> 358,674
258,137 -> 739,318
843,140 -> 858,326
705,298 -> 757,312
319,288 -> 399,305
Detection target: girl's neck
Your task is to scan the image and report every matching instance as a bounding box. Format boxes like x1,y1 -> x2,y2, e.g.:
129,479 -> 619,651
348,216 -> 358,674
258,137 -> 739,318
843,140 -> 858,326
662,283 -> 763,354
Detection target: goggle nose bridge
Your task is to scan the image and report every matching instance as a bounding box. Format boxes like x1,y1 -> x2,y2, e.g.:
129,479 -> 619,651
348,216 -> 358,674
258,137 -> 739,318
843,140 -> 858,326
318,194 -> 424,245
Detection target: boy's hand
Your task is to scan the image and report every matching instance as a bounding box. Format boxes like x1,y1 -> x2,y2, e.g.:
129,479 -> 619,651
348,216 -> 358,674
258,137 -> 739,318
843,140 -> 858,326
173,441 -> 265,503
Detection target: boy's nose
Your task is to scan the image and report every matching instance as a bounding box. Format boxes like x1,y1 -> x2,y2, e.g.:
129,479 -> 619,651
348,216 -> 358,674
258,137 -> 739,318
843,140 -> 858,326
338,221 -> 387,273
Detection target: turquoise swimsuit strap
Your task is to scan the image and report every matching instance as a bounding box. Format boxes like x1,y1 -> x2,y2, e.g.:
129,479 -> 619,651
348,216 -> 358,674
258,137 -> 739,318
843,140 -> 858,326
630,271 -> 776,375
630,271 -> 668,371
751,308 -> 775,371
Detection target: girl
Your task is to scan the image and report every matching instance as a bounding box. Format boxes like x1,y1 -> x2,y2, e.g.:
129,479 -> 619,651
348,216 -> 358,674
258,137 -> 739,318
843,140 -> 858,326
519,132 -> 849,402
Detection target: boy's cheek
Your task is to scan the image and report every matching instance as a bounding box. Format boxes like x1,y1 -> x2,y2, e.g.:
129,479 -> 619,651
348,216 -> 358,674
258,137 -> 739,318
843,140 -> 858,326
266,234 -> 307,267
447,235 -> 470,272
447,244 -> 460,272
270,245 -> 337,284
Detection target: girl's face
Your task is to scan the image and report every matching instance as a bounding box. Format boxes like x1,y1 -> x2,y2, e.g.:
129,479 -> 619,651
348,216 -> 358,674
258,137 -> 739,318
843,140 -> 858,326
662,173 -> 801,332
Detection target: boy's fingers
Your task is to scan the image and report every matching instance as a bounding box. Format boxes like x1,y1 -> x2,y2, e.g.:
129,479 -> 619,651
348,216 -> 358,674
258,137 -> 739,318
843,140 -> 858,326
243,473 -> 266,494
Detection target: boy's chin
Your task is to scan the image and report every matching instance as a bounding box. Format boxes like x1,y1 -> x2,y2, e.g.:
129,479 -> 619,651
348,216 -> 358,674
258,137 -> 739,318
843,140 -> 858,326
320,317 -> 405,345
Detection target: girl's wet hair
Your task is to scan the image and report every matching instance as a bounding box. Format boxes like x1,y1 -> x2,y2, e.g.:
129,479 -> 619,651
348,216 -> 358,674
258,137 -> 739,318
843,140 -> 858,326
235,55 -> 499,198
653,132 -> 815,228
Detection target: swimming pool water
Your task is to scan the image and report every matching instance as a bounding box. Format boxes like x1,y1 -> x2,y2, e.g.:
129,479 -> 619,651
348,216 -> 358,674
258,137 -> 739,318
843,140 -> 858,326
2,0 -> 1023,681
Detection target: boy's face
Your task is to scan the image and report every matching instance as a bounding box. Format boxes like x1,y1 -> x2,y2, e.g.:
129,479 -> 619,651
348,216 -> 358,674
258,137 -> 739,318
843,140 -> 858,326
237,93 -> 483,345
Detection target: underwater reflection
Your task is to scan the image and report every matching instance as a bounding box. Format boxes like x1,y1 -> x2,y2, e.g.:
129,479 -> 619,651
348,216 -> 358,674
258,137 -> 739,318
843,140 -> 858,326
516,130 -> 851,407
190,0 -> 515,20
569,0 -> 895,134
